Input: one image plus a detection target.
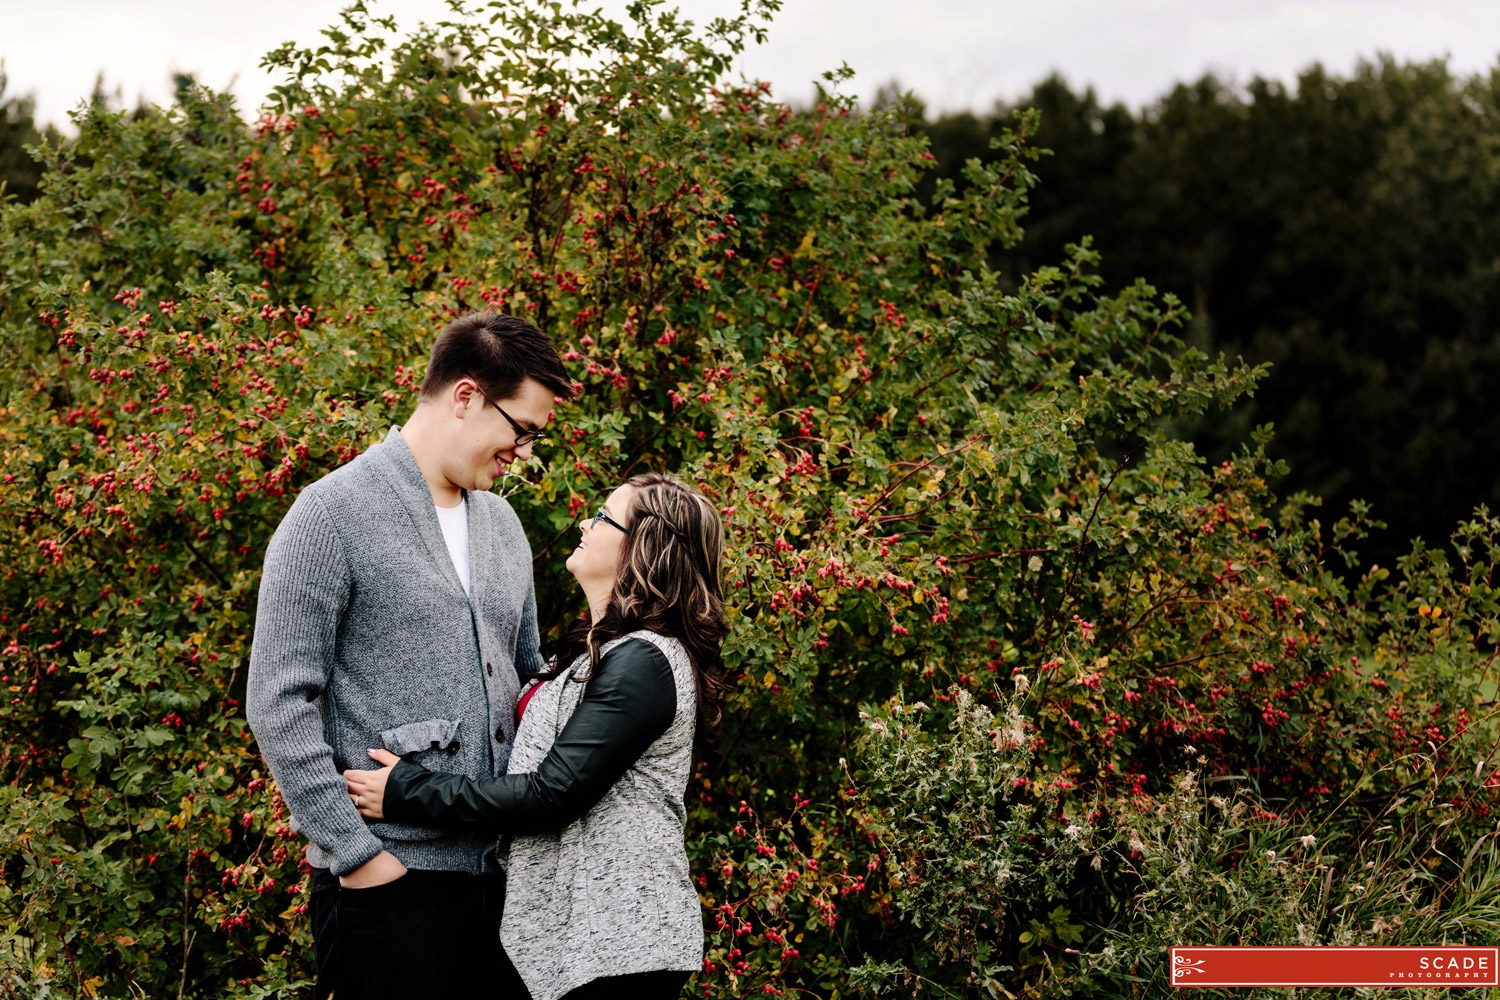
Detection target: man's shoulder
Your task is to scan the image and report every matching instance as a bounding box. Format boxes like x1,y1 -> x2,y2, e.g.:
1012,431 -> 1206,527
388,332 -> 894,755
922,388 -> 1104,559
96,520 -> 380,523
273,445 -> 393,537
299,442 -> 388,502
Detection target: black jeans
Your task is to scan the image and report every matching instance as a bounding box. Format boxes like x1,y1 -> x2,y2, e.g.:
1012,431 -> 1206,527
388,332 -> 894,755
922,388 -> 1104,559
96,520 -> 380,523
310,866 -> 518,1000
561,970 -> 691,999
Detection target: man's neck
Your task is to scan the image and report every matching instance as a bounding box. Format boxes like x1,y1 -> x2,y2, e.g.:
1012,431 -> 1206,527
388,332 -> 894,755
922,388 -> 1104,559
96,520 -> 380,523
398,409 -> 464,508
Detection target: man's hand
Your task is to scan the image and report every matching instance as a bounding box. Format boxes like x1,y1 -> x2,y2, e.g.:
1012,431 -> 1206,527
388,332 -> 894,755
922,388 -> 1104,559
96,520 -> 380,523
338,849 -> 407,889
344,747 -> 401,820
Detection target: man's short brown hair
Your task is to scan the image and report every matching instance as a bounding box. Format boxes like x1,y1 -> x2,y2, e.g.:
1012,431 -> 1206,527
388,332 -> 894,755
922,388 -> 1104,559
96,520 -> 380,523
419,312 -> 577,403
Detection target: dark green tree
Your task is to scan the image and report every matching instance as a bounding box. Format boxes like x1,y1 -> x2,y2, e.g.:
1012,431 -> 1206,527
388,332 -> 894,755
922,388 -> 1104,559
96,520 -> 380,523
907,58 -> 1500,574
0,64 -> 62,205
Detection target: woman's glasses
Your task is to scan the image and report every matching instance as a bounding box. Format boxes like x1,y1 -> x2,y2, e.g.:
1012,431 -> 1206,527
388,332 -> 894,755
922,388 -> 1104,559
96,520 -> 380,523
590,508 -> 627,533
586,505 -> 685,539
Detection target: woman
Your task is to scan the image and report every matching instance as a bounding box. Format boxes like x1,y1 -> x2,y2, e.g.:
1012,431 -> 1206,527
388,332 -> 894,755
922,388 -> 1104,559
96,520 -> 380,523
344,471 -> 728,1000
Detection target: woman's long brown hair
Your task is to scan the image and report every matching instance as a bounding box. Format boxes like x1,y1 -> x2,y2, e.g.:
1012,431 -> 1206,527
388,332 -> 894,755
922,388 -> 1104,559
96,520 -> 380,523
543,472 -> 731,732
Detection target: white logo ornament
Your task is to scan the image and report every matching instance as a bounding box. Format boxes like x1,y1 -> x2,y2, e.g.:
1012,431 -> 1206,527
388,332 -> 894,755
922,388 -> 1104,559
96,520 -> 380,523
1173,956 -> 1208,979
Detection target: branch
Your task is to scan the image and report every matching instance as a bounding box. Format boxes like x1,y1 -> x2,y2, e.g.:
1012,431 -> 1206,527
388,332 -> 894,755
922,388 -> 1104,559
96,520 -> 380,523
1043,448 -> 1141,646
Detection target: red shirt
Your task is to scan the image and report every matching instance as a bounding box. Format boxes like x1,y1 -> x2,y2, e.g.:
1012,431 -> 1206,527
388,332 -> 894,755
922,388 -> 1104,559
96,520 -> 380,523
515,679 -> 543,724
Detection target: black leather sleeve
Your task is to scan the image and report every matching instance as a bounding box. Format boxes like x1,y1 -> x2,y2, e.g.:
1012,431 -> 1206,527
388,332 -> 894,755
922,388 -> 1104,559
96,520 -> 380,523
381,639 -> 678,834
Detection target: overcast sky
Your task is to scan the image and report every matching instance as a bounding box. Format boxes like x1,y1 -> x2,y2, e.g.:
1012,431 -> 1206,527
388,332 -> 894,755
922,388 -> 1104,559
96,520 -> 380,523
3,0 -> 1496,130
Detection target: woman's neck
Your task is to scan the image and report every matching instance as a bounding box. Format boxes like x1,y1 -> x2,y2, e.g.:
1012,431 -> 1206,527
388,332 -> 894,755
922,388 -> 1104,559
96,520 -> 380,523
583,584 -> 610,625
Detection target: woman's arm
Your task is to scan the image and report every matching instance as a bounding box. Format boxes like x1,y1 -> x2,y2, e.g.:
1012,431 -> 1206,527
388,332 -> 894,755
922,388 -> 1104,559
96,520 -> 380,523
379,639 -> 676,834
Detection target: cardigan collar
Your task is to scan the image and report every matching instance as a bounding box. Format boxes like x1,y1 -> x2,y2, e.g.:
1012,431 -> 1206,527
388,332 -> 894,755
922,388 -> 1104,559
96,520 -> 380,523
367,424 -> 492,608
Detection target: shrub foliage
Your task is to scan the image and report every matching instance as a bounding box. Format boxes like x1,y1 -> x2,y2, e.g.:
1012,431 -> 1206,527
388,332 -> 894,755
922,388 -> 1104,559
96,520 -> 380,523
1,2 -> 1497,997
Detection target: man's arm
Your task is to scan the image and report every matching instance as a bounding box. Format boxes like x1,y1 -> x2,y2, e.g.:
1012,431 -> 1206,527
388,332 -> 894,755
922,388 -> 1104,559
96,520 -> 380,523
246,490 -> 387,877
381,639 -> 677,833
514,575 -> 546,678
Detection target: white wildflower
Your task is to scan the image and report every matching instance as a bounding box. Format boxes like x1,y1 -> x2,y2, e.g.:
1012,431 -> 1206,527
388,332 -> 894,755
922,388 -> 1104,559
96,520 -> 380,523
1184,745 -> 1197,755
910,701 -> 929,713
1064,824 -> 1084,841
1300,834 -> 1317,849
1001,703 -> 1026,748
1013,673 -> 1030,694
866,718 -> 889,736
1266,850 -> 1277,862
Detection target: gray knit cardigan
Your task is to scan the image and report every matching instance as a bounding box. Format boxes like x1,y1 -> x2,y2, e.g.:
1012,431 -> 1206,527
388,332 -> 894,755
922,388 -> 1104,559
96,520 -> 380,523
502,630 -> 703,1000
246,425 -> 545,875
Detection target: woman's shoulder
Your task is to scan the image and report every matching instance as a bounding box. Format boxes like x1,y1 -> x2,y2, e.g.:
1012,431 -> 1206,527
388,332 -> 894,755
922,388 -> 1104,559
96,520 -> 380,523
601,630 -> 688,668
597,634 -> 695,722
599,632 -> 674,670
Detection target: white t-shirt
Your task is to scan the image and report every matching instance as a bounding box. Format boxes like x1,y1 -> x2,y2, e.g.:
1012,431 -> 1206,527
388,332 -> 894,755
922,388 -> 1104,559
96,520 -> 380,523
433,498 -> 472,598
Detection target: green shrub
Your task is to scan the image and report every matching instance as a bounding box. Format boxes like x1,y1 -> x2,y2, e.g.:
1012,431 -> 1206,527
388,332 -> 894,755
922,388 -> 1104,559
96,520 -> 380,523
855,682 -> 1500,998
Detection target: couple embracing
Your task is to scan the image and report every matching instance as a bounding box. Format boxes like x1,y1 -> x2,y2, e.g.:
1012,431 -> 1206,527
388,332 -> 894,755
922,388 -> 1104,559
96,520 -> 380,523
246,312 -> 726,1000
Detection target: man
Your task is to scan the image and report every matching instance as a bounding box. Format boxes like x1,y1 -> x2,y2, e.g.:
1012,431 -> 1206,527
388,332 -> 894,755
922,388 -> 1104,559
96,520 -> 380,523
247,311 -> 576,999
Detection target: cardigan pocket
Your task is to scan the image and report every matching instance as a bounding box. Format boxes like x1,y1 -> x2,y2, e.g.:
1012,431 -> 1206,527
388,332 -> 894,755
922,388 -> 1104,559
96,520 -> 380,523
380,718 -> 462,756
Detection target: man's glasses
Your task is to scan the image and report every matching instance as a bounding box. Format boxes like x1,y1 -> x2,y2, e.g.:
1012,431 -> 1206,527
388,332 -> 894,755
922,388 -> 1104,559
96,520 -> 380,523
470,382 -> 548,447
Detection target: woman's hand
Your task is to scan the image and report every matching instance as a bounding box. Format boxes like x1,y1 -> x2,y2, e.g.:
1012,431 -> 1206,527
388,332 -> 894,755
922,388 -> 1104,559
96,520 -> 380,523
343,748 -> 402,820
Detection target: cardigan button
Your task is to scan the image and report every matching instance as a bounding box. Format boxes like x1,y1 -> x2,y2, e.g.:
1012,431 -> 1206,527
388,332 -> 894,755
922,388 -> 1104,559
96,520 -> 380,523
495,726 -> 505,742
486,661 -> 493,676
447,741 -> 461,754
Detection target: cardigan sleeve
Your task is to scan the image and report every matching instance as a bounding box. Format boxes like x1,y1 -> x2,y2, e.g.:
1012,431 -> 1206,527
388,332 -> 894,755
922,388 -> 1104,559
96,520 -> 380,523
382,639 -> 678,834
247,491 -> 386,876
512,573 -> 547,679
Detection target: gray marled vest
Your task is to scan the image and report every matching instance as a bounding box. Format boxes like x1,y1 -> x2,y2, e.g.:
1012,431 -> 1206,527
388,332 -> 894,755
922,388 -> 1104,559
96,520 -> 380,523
501,630 -> 702,1000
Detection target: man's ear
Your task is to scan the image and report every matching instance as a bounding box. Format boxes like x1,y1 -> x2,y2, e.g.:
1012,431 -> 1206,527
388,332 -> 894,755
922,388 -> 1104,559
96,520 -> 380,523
452,380 -> 471,414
